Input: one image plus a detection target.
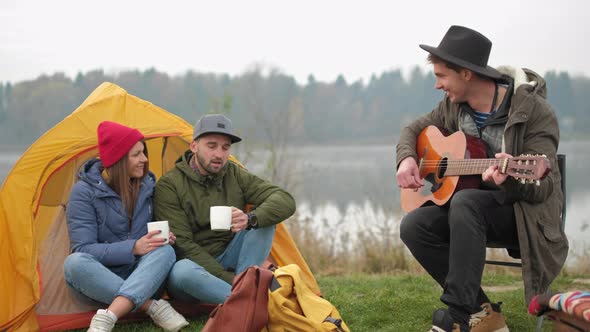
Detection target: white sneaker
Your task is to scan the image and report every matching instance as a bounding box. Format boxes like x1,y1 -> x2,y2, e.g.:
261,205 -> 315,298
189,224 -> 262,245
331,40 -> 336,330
87,309 -> 116,332
149,299 -> 190,332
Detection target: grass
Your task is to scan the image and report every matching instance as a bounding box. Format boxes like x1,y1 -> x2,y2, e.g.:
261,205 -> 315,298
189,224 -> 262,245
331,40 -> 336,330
71,271 -> 590,331
66,214 -> 590,331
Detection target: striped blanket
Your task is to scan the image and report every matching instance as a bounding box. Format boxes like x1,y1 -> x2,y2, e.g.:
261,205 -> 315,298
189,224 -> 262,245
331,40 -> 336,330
528,291 -> 590,327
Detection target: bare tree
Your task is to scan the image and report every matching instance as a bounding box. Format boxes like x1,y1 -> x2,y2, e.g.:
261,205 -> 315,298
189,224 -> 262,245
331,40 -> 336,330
233,64 -> 303,193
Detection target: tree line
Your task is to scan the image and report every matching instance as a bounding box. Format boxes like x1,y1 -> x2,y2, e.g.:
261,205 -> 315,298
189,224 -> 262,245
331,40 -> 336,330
0,66 -> 588,147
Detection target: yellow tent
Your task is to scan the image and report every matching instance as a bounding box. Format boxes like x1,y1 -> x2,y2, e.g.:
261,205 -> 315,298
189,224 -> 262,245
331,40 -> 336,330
0,82 -> 318,331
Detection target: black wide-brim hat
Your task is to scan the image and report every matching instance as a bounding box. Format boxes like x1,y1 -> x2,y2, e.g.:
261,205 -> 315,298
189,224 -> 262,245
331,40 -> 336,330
420,25 -> 502,80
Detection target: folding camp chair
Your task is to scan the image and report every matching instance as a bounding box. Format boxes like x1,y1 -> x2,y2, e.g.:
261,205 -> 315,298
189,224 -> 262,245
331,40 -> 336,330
485,154 -> 566,331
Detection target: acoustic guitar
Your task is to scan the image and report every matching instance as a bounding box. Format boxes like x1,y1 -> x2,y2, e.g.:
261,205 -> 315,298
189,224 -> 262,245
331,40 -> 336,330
400,126 -> 551,212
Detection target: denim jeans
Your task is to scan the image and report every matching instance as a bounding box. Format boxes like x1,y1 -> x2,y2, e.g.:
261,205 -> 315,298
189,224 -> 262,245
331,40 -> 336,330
63,245 -> 176,310
400,189 -> 518,325
167,225 -> 275,304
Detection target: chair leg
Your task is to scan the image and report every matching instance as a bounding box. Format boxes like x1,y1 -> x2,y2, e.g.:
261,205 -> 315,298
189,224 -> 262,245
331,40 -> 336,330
535,312 -> 544,332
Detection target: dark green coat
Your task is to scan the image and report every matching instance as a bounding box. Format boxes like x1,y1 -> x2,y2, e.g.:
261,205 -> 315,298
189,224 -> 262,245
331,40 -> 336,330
154,150 -> 296,283
396,67 -> 568,303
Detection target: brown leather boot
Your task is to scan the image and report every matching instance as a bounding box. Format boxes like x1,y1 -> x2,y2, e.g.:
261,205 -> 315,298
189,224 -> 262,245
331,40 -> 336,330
469,302 -> 509,332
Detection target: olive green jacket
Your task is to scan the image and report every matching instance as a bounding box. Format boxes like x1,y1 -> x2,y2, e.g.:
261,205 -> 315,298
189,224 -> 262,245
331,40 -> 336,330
396,67 -> 568,303
154,150 -> 296,283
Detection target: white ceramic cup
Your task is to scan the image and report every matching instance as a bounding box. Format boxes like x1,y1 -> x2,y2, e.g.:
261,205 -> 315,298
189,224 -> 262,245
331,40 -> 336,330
147,220 -> 169,244
210,206 -> 232,231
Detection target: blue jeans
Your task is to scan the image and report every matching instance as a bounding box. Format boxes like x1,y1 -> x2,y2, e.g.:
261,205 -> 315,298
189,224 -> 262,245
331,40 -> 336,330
63,245 -> 176,310
167,225 -> 275,304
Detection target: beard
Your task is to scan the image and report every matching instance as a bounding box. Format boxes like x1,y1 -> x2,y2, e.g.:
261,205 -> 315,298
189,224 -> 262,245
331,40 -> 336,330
196,152 -> 225,175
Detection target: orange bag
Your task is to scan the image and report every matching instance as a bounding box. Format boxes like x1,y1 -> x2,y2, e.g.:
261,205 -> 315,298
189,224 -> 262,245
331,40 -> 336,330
202,266 -> 275,332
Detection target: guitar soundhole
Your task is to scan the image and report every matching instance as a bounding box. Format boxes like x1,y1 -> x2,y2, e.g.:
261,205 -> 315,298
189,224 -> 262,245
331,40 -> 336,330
424,173 -> 439,193
422,157 -> 448,194
437,157 -> 448,178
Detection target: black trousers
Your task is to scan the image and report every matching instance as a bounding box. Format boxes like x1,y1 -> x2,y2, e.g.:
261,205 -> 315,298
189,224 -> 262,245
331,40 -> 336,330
400,189 -> 518,321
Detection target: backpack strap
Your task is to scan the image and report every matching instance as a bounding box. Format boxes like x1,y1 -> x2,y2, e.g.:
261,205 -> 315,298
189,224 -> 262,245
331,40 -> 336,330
324,317 -> 345,332
258,267 -> 275,288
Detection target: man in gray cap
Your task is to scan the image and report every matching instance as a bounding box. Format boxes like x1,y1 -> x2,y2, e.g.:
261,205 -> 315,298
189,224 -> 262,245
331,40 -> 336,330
154,114 -> 295,304
396,26 -> 566,331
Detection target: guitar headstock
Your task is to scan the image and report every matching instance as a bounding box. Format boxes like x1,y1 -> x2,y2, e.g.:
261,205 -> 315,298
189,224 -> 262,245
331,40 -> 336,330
505,154 -> 552,185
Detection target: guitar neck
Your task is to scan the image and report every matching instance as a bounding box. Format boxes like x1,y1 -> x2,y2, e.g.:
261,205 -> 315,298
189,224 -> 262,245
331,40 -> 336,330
439,158 -> 505,176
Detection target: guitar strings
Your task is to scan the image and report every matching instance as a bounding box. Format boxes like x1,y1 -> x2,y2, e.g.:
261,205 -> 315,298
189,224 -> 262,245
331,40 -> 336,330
418,159 -> 503,166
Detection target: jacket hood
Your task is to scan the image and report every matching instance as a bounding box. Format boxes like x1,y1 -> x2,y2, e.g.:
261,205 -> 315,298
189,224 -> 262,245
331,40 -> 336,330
78,158 -> 155,194
78,159 -> 110,192
497,66 -> 547,99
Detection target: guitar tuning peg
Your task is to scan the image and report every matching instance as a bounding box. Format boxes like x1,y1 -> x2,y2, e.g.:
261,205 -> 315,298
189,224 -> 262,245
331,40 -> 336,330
536,180 -> 541,186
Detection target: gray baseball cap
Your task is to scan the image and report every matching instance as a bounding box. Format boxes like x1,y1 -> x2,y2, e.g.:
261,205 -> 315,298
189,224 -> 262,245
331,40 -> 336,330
193,114 -> 242,143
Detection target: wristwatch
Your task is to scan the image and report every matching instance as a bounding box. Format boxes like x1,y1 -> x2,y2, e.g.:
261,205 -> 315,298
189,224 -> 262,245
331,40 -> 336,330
246,212 -> 258,230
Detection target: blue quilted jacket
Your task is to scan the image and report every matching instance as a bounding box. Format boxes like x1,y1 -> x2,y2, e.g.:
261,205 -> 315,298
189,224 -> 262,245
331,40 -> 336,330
66,158 -> 156,267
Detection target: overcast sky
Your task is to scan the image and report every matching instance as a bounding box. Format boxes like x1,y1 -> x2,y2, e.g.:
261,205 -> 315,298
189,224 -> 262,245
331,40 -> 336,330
1,0 -> 588,85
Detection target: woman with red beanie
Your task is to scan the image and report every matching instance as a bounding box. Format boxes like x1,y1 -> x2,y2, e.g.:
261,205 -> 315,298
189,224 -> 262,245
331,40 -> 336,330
63,121 -> 189,332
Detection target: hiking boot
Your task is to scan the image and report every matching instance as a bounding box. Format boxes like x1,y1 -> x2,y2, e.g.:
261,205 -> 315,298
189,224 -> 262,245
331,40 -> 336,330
469,302 -> 509,332
87,309 -> 116,332
149,299 -> 190,332
429,308 -> 461,332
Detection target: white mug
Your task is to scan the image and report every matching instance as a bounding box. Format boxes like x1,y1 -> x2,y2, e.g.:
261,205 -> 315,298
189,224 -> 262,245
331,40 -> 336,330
147,220 -> 169,244
210,206 -> 232,231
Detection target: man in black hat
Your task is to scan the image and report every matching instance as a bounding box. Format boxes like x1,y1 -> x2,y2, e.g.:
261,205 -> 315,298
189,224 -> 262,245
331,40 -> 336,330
396,26 -> 567,331
154,114 -> 296,304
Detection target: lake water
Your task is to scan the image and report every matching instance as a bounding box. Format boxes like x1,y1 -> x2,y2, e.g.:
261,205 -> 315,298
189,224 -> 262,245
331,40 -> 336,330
1,141 -> 588,264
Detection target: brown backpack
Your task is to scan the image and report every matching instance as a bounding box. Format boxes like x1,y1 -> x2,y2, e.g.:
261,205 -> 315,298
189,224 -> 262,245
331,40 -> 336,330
202,266 -> 275,332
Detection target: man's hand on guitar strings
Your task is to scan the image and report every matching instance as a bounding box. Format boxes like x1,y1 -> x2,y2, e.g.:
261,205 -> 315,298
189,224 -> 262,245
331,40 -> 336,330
396,157 -> 424,191
482,152 -> 512,186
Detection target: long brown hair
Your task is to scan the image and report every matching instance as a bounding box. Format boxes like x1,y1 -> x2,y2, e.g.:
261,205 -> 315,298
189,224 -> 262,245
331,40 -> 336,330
104,140 -> 149,218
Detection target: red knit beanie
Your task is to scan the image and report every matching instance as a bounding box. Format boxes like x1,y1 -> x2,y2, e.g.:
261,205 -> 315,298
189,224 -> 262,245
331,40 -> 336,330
97,121 -> 144,168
